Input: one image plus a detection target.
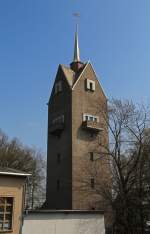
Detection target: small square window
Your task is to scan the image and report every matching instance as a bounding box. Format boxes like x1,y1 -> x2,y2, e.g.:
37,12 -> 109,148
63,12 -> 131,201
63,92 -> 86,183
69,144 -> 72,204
91,207 -> 95,210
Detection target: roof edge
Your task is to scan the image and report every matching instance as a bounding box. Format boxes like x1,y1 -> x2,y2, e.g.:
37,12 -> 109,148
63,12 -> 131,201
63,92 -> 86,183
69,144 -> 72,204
72,61 -> 89,90
60,64 -> 74,88
0,171 -> 31,177
88,62 -> 107,100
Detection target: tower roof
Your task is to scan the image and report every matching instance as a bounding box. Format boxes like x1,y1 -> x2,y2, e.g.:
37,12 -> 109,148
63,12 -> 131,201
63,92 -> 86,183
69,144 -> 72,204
73,25 -> 80,62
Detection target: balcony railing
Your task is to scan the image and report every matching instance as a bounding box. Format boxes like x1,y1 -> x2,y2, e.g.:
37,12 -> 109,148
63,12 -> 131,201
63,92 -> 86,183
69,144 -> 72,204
82,120 -> 103,132
49,122 -> 64,136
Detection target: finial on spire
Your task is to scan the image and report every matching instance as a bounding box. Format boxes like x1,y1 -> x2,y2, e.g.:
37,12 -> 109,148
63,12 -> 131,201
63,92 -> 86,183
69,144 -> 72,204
73,24 -> 80,62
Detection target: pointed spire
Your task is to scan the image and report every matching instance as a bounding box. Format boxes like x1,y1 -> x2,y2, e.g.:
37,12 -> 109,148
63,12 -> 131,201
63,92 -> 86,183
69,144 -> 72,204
73,24 -> 80,62
70,24 -> 84,72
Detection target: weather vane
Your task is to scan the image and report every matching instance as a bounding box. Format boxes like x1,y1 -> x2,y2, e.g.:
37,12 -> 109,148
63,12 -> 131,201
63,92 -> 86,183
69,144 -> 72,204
73,12 -> 80,31
73,12 -> 80,23
73,12 -> 80,18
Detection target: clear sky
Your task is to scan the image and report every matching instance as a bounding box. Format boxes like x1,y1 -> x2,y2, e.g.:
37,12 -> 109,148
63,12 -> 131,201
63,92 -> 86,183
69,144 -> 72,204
0,0 -> 150,152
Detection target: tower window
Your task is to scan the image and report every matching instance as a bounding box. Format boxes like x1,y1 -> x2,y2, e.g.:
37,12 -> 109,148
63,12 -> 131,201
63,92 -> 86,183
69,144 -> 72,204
86,79 -> 95,91
90,82 -> 93,90
91,178 -> 95,189
85,115 -> 88,121
55,81 -> 62,94
0,197 -> 13,231
57,154 -> 61,164
90,152 -> 94,161
83,114 -> 99,123
57,180 -> 60,191
93,117 -> 97,122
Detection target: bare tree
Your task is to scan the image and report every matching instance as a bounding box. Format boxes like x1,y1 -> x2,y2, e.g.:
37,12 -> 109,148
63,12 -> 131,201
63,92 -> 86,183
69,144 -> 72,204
0,129 -> 46,209
80,99 -> 150,233
106,100 -> 150,233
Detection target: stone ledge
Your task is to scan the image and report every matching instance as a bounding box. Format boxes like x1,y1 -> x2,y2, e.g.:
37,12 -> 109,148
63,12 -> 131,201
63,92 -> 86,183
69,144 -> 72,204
25,209 -> 104,215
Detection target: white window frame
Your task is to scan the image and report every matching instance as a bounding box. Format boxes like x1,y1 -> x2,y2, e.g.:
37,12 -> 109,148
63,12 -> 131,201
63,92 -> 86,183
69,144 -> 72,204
83,114 -> 99,123
0,197 -> 13,232
86,79 -> 95,91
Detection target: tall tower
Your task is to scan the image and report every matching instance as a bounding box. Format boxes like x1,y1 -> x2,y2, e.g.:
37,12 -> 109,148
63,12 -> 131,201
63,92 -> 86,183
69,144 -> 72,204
46,28 -> 109,210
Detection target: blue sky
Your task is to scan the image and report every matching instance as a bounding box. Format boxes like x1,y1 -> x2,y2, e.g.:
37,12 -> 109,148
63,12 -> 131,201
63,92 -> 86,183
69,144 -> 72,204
0,0 -> 150,152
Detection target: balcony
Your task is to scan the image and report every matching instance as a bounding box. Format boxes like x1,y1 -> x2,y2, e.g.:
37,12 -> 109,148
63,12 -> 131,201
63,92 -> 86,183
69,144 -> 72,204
82,120 -> 102,132
49,122 -> 64,136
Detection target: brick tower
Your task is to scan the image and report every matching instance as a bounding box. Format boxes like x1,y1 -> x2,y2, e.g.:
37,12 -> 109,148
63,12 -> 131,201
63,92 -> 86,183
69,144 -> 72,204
46,28 -> 109,210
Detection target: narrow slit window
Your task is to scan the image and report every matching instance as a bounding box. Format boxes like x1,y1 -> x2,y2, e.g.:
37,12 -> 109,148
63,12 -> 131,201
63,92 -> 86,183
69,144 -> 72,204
86,79 -> 95,91
90,82 -> 93,90
57,154 -> 61,164
90,152 -> 94,161
57,180 -> 60,191
91,178 -> 95,189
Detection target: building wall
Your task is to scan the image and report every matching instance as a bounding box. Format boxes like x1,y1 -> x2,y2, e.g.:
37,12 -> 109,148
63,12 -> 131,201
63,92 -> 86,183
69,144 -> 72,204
72,63 -> 109,209
0,176 -> 25,234
22,211 -> 105,234
46,67 -> 72,209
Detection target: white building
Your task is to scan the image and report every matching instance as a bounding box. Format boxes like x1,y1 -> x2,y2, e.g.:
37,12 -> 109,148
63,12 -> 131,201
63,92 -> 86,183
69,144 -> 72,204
22,210 -> 105,234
